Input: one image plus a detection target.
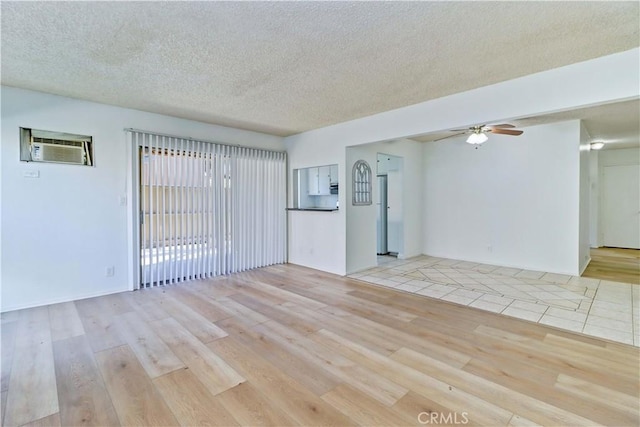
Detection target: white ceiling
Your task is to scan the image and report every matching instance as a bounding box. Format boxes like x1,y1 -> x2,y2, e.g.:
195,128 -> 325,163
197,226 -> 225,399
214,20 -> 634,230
1,1 -> 639,138
413,99 -> 640,150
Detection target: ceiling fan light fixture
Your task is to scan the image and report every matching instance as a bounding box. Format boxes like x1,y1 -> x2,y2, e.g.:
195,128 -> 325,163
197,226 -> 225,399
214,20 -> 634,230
590,142 -> 605,150
467,133 -> 488,145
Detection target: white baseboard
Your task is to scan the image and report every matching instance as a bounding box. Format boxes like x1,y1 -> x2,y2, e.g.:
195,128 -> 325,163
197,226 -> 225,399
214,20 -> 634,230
1,287 -> 130,313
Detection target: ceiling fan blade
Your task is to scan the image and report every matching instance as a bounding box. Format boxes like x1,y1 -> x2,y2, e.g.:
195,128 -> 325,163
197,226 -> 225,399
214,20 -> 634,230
433,132 -> 467,142
449,129 -> 470,132
489,124 -> 516,129
490,128 -> 523,136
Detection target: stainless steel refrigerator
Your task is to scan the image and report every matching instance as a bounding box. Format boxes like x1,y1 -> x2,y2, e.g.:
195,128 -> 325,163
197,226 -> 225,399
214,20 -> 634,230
376,175 -> 388,255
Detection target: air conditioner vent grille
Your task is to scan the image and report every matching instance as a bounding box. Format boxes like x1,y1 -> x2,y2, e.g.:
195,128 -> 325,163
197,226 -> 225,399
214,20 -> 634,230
31,142 -> 86,164
32,137 -> 83,147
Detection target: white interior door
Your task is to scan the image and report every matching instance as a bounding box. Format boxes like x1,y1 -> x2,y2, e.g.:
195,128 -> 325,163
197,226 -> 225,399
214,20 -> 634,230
602,164 -> 640,249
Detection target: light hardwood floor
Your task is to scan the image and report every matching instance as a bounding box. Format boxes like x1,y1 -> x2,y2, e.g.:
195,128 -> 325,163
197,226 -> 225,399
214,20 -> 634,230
583,247 -> 640,285
1,264 -> 639,426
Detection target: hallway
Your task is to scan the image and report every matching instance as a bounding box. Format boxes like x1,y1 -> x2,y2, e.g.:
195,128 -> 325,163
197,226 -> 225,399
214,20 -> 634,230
582,247 -> 640,285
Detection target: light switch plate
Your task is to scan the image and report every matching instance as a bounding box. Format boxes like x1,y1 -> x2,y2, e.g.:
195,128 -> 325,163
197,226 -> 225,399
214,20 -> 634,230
23,170 -> 40,178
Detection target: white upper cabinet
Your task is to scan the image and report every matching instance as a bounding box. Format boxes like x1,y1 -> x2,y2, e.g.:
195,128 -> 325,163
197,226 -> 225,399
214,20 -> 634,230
308,166 -> 332,195
307,167 -> 319,194
318,166 -> 331,195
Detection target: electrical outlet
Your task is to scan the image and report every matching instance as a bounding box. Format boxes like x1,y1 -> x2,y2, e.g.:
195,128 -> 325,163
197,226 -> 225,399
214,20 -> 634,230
106,266 -> 115,277
487,245 -> 493,253
119,195 -> 127,206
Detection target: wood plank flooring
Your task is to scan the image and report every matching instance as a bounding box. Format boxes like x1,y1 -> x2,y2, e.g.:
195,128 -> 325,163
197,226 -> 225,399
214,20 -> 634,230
583,247 -> 640,284
1,264 -> 638,426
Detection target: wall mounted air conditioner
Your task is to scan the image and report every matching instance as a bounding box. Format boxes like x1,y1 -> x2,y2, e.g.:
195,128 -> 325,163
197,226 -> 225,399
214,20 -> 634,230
31,142 -> 86,165
20,127 -> 93,166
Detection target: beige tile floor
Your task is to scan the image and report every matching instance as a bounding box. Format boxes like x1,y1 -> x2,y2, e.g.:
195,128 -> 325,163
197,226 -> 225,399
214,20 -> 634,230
349,255 -> 639,346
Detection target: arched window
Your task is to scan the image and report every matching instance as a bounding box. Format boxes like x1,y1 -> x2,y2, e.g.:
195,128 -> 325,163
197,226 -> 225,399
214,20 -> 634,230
352,160 -> 372,205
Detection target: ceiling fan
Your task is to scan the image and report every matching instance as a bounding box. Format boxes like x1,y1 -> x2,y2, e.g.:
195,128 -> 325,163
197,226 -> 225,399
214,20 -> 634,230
435,124 -> 524,146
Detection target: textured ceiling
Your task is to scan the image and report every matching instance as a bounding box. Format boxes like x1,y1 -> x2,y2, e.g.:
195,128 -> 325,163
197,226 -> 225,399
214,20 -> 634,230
1,1 -> 639,136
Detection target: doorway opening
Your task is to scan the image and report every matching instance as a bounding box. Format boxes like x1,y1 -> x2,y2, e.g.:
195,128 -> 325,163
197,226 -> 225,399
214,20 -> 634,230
582,247 -> 640,284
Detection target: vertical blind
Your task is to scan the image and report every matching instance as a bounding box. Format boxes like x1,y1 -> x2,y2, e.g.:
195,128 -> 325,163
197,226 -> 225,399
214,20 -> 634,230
131,130 -> 286,289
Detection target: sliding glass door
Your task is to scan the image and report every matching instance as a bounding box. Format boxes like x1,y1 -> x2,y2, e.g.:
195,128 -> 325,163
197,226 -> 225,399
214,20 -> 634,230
133,131 -> 286,288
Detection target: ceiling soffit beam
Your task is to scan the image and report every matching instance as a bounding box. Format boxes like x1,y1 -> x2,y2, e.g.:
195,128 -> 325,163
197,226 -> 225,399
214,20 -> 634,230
284,48 -> 639,149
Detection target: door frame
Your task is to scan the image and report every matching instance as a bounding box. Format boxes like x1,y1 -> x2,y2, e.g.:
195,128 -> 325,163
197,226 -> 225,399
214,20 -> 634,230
126,131 -> 142,291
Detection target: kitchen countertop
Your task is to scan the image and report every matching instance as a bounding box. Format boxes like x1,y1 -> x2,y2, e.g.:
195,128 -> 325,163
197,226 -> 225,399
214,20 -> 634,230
286,208 -> 339,212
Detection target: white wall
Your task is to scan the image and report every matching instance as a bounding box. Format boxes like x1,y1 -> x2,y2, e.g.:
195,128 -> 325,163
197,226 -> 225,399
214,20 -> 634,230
287,209 -> 343,274
578,122 -> 591,273
422,121 -> 582,275
345,146 -> 378,273
1,86 -> 283,311
598,147 -> 640,167
285,49 -> 638,276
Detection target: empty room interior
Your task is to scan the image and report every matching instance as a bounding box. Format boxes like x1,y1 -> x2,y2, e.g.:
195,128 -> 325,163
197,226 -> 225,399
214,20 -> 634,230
1,2 -> 639,427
